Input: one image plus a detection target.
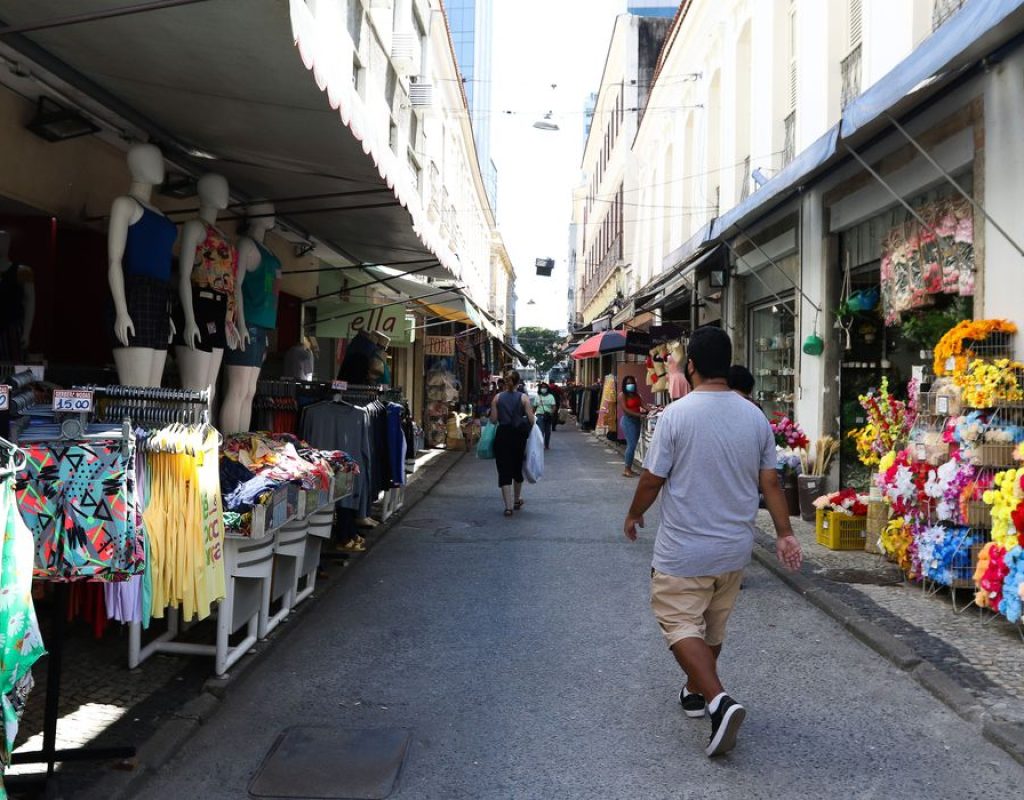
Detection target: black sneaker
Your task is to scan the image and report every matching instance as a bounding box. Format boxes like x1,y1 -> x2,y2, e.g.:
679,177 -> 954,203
705,695 -> 746,757
678,688 -> 707,719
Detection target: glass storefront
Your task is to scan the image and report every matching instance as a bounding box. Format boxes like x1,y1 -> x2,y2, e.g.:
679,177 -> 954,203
749,297 -> 796,420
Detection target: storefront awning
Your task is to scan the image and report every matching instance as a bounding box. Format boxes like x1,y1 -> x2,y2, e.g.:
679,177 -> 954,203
499,341 -> 529,366
640,245 -> 723,312
0,1 -> 460,283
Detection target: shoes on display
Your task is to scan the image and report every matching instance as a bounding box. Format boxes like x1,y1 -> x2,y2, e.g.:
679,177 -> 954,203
705,695 -> 745,757
679,688 -> 707,719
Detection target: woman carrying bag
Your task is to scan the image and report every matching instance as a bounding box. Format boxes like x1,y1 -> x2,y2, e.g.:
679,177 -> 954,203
489,370 -> 536,516
532,382 -> 557,449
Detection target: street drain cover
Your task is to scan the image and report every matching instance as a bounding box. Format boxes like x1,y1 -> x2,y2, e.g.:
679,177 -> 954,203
249,727 -> 411,799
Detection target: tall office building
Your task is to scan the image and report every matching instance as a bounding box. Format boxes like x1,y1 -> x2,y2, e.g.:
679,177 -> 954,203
447,0 -> 498,214
626,1 -> 678,17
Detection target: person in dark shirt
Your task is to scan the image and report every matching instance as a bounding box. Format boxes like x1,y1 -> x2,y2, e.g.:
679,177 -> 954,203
727,365 -> 759,408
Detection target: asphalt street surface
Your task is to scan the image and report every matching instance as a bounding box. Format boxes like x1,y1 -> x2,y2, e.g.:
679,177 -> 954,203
138,426 -> 1024,799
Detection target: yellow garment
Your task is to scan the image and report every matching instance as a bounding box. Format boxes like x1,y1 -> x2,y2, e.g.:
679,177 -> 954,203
141,428 -> 227,624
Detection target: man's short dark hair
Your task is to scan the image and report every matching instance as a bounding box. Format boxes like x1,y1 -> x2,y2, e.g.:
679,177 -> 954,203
728,365 -> 755,395
686,326 -> 732,380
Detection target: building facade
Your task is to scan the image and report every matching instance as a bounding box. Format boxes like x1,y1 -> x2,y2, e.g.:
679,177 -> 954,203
570,13 -> 672,328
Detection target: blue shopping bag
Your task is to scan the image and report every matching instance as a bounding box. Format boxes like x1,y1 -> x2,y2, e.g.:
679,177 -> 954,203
476,421 -> 496,459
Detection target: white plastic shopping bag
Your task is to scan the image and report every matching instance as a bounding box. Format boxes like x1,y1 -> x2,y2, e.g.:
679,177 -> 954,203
523,424 -> 545,484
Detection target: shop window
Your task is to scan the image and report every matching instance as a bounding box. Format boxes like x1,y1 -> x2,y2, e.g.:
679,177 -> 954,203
749,298 -> 795,421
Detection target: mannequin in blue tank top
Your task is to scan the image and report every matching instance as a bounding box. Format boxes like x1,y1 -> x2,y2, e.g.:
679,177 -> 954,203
221,203 -> 281,433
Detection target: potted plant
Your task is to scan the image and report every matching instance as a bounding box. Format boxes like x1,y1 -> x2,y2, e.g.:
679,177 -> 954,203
797,436 -> 840,521
776,448 -> 802,516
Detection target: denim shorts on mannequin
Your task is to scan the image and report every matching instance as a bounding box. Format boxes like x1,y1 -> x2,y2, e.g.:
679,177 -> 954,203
223,324 -> 269,368
172,287 -> 228,352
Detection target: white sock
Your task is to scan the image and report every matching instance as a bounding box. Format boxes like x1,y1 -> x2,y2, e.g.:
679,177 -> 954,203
708,692 -> 728,714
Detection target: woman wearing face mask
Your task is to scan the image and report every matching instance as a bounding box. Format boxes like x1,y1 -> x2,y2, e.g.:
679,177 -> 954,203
618,376 -> 648,477
532,382 -> 557,450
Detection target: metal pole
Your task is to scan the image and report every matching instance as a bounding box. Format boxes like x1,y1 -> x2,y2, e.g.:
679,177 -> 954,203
283,258 -> 439,276
722,242 -> 798,318
308,288 -> 467,326
884,111 -> 1024,260
0,0 -> 212,36
300,263 -> 445,304
730,223 -> 822,313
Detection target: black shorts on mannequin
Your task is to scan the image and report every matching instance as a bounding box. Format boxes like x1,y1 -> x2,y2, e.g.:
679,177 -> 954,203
107,274 -> 172,350
172,287 -> 228,352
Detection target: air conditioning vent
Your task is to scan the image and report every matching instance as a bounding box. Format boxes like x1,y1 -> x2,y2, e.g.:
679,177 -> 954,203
391,32 -> 417,76
409,77 -> 433,108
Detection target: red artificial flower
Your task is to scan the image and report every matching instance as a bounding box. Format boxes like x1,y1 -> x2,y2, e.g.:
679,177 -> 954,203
1012,501 -> 1024,536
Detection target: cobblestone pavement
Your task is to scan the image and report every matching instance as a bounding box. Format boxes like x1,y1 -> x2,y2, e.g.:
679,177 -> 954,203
754,513 -> 1024,722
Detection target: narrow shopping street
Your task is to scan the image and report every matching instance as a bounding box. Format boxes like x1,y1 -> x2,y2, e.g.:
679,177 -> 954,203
129,427 -> 1021,800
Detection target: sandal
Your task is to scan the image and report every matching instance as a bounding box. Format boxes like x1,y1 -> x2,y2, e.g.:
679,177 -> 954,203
514,499 -> 525,510
503,509 -> 514,517
623,470 -> 637,478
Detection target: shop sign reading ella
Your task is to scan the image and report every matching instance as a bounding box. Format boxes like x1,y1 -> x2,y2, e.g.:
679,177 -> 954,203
425,336 -> 455,356
348,305 -> 403,338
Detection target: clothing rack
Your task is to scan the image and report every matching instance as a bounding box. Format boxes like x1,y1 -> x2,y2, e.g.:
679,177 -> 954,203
5,426 -> 136,795
80,384 -> 211,427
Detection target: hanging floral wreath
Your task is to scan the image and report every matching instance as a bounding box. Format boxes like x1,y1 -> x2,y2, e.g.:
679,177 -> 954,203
933,319 -> 1018,377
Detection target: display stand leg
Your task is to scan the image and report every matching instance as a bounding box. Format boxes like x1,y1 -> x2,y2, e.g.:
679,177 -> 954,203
8,584 -> 135,796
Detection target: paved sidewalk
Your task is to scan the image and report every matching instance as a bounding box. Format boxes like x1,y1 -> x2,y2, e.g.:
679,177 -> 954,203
125,425 -> 1022,799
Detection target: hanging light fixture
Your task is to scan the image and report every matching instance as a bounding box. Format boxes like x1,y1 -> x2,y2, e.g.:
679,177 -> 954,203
533,112 -> 559,131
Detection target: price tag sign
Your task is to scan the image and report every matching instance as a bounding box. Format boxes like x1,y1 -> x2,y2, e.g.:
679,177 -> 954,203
946,357 -> 957,372
916,443 -> 927,461
331,380 -> 348,391
52,389 -> 95,414
0,386 -> 9,412
936,395 -> 949,415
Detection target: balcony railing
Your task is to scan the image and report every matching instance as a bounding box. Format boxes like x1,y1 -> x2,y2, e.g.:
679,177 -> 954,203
841,44 -> 862,110
933,0 -> 968,30
738,155 -> 751,202
582,235 -> 623,306
783,111 -> 796,167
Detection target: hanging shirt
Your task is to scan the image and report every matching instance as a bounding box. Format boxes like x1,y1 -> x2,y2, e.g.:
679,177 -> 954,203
301,402 -> 374,518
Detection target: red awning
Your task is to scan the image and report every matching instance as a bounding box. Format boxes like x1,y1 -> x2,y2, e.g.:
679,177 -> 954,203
571,330 -> 627,360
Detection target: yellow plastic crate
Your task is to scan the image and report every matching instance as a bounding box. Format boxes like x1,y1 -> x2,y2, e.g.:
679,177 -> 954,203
815,509 -> 868,551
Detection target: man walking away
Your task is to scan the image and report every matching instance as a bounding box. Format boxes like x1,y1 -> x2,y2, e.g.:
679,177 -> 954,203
623,326 -> 802,757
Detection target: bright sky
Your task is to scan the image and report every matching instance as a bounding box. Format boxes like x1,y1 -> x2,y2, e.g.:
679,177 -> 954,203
491,0 -> 627,335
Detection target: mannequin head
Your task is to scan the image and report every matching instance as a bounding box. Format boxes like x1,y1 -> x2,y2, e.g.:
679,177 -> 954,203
197,173 -> 229,211
0,229 -> 9,260
127,143 -> 165,186
244,202 -> 276,238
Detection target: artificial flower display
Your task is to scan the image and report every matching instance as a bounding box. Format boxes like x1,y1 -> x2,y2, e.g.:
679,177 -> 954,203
918,525 -> 976,587
924,456 -> 976,523
998,548 -> 1024,623
775,447 -> 802,479
770,413 -> 809,449
848,378 -> 918,467
812,488 -> 868,516
877,449 -> 932,520
982,467 -> 1024,550
880,518 -> 917,578
954,358 -> 1024,408
933,318 -> 1018,376
974,542 -> 1008,610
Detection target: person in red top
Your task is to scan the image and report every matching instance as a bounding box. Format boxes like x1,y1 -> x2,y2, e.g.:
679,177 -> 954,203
618,376 -> 648,478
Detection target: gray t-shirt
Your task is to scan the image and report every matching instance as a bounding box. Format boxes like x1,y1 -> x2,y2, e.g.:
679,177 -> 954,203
644,390 -> 776,578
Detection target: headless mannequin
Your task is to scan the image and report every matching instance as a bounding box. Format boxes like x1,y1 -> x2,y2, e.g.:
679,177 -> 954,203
107,144 -> 175,387
176,173 -> 241,399
0,230 -> 35,361
221,203 -> 277,433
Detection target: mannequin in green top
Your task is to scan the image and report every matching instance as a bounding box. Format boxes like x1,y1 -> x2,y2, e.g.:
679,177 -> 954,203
532,382 -> 558,450
221,203 -> 282,433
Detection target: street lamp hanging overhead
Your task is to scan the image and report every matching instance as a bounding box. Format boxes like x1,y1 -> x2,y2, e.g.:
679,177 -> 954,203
533,112 -> 559,131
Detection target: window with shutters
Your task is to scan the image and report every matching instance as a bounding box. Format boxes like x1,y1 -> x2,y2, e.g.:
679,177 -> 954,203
841,0 -> 863,110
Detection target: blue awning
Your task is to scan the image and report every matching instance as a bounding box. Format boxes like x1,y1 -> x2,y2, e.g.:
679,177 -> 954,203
841,0 -> 1024,139
710,125 -> 840,241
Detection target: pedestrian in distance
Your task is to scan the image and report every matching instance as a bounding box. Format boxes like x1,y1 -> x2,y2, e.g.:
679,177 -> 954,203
727,364 -> 761,409
618,375 -> 648,478
532,381 -> 557,450
490,370 -> 536,517
623,326 -> 802,758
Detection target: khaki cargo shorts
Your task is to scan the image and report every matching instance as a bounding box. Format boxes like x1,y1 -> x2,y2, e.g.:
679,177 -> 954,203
650,568 -> 744,648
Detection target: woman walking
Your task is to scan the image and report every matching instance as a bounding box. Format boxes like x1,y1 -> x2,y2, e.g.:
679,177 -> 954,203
532,382 -> 557,449
618,376 -> 648,478
490,370 -> 536,516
